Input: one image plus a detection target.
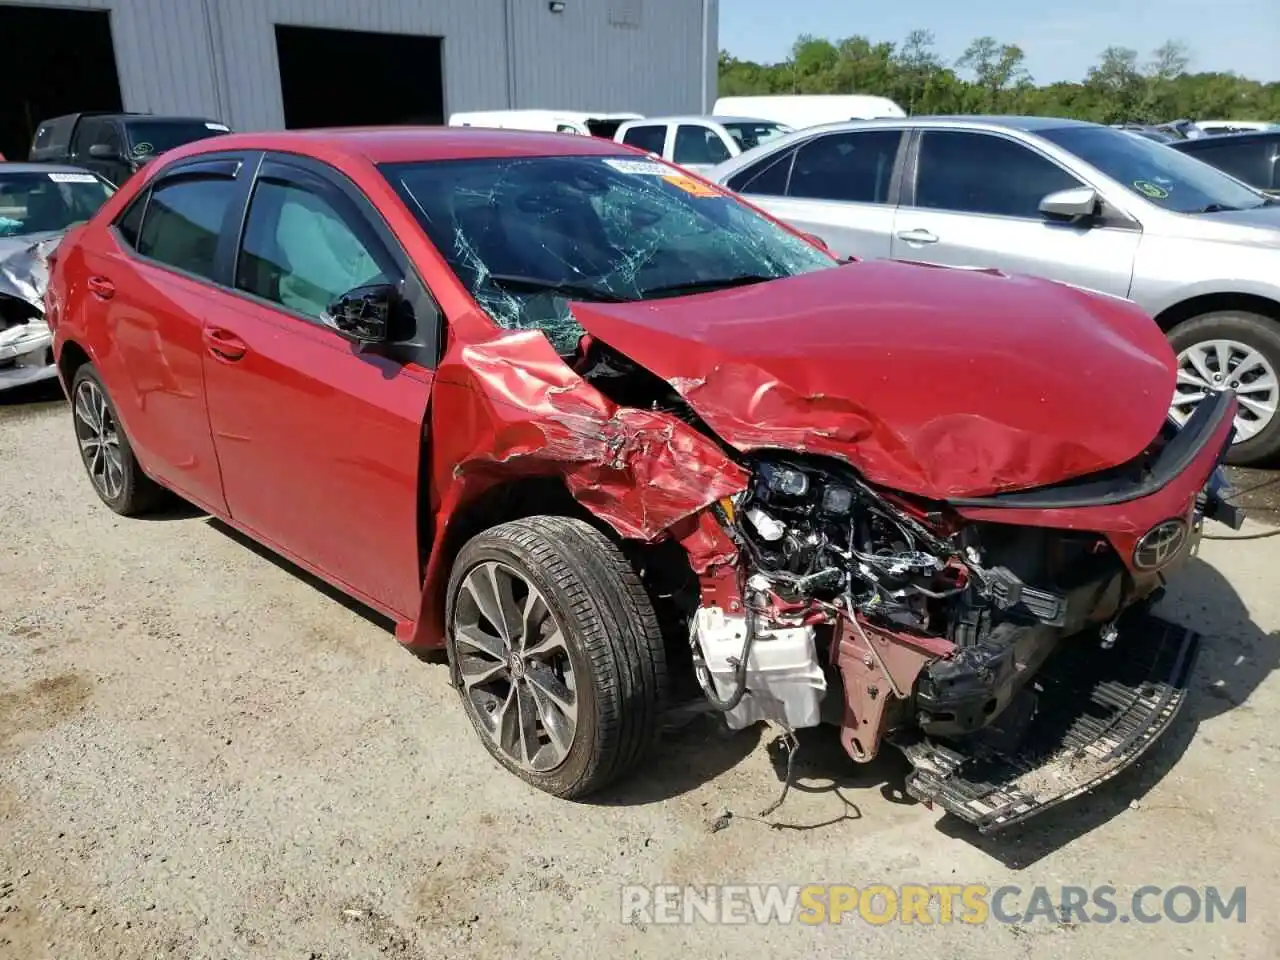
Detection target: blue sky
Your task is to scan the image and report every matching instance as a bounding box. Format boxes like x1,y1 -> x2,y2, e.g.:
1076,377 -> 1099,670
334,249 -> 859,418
719,0 -> 1280,84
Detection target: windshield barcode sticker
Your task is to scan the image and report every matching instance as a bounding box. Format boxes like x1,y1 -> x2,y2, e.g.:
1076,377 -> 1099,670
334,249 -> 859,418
604,158 -> 670,175
48,172 -> 99,183
205,122 -> 230,131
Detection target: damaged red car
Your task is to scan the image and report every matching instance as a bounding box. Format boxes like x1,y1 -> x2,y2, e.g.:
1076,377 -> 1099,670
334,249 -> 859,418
45,128 -> 1244,832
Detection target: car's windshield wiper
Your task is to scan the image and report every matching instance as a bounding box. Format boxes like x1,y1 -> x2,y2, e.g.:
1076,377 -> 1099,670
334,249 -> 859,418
1190,203 -> 1243,214
485,273 -> 633,303
640,274 -> 779,298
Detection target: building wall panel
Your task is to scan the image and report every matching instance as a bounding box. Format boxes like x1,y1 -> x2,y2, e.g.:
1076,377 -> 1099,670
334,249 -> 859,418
6,0 -> 717,129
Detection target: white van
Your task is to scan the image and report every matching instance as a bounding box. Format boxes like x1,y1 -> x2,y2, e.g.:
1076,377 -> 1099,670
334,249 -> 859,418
613,115 -> 792,173
447,110 -> 643,139
711,95 -> 906,130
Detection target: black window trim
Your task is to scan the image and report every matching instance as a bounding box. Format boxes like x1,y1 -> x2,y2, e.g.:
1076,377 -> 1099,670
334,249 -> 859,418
728,127 -> 909,203
783,127 -> 909,206
901,127 -> 1141,231
232,150 -> 442,369
108,149 -> 258,288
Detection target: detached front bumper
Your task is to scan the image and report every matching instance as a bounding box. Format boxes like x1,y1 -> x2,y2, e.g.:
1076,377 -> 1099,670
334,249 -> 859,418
899,612 -> 1199,833
0,320 -> 56,390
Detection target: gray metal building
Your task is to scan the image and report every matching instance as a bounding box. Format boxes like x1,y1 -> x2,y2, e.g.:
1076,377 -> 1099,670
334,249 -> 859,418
2,0 -> 718,159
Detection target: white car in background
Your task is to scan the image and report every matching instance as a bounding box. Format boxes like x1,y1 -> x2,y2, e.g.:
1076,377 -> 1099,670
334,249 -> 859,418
447,110 -> 642,139
1,163 -> 115,391
613,115 -> 791,173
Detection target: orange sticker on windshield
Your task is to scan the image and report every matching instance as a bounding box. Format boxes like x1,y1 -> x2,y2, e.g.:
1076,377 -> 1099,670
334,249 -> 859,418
663,175 -> 719,197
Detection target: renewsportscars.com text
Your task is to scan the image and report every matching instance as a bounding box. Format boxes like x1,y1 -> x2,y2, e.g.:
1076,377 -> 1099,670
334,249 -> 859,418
620,884 -> 1247,926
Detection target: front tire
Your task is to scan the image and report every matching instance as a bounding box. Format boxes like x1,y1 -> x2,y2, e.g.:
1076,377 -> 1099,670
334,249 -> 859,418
445,516 -> 667,799
1167,310 -> 1280,465
70,363 -> 166,516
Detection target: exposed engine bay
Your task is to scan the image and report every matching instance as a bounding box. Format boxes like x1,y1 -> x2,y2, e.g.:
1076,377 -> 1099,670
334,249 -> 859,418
576,336 -> 1242,831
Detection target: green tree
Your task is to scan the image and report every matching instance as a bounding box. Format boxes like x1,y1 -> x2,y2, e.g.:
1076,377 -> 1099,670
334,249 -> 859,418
716,31 -> 1278,126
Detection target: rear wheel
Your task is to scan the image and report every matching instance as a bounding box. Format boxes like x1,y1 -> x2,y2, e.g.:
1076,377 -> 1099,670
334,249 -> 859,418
1167,310 -> 1280,465
70,364 -> 166,516
445,516 -> 666,799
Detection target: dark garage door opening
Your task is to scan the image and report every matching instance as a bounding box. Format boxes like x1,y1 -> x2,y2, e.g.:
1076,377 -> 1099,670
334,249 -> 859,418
0,6 -> 123,161
274,25 -> 444,129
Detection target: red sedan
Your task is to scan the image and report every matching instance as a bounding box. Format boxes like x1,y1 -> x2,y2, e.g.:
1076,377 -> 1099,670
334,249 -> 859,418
46,127 -> 1240,828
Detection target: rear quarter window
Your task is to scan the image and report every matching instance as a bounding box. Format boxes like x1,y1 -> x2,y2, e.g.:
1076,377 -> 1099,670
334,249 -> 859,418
33,118 -> 73,152
726,149 -> 794,196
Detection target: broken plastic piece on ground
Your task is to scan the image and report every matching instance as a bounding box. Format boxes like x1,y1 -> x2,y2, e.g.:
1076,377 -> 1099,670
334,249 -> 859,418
896,614 -> 1199,833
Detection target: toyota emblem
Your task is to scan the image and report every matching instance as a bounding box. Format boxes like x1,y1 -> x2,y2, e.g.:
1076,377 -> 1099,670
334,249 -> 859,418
1133,519 -> 1188,571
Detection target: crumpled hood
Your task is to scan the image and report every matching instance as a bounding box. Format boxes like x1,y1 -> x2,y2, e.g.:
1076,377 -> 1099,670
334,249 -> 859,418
568,260 -> 1176,500
0,231 -> 63,314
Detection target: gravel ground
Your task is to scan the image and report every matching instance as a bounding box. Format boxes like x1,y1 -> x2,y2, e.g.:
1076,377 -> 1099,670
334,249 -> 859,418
1,381 -> 1278,959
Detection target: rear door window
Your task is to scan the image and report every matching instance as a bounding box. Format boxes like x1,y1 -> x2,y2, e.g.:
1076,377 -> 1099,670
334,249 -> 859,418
135,176 -> 239,280
913,131 -> 1082,218
620,124 -> 667,155
786,130 -> 903,204
672,125 -> 732,165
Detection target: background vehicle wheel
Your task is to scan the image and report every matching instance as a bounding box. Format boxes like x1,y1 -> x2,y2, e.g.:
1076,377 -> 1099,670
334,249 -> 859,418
445,516 -> 667,799
1167,311 -> 1280,465
70,363 -> 166,516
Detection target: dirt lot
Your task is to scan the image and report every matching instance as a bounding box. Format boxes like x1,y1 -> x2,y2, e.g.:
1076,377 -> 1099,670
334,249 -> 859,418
2,382 -> 1278,959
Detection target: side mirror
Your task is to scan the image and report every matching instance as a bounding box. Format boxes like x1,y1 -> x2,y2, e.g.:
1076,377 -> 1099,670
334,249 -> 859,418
1039,186 -> 1100,222
88,143 -> 122,160
322,282 -> 402,344
799,231 -> 832,252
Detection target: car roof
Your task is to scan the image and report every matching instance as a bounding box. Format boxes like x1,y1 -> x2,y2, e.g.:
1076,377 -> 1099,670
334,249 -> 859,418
165,127 -> 640,164
0,162 -> 101,174
902,115 -> 1100,132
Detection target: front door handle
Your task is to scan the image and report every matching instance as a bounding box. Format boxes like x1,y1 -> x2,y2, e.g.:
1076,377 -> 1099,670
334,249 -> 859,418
896,228 -> 939,245
86,276 -> 115,299
203,327 -> 248,362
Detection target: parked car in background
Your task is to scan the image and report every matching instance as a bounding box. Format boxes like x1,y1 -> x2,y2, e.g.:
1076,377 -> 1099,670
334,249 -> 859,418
1170,130 -> 1280,196
710,115 -> 1280,464
712,94 -> 905,129
1195,120 -> 1278,137
1,162 -> 115,390
28,112 -> 232,187
613,115 -> 790,173
44,127 -> 1240,829
1111,123 -> 1181,144
448,110 -> 642,139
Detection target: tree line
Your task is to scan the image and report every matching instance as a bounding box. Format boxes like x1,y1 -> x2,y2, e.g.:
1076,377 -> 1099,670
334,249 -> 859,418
718,32 -> 1280,124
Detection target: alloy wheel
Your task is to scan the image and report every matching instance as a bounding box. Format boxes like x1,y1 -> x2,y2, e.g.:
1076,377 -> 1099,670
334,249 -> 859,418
452,561 -> 579,773
1171,338 -> 1278,442
73,378 -> 125,501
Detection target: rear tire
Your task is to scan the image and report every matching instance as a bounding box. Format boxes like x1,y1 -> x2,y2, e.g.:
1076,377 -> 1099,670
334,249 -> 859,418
70,363 -> 166,516
1167,310 -> 1280,466
445,516 -> 667,799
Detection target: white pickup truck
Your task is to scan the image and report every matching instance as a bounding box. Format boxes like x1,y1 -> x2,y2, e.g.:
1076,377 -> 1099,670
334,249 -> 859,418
612,115 -> 791,173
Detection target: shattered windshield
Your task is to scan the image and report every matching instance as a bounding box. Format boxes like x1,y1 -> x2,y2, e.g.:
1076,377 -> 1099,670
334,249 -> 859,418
0,171 -> 114,237
381,154 -> 837,353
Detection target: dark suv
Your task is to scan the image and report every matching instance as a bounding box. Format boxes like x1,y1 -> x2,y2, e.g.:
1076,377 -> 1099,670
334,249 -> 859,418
28,112 -> 232,187
1171,131 -> 1280,196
